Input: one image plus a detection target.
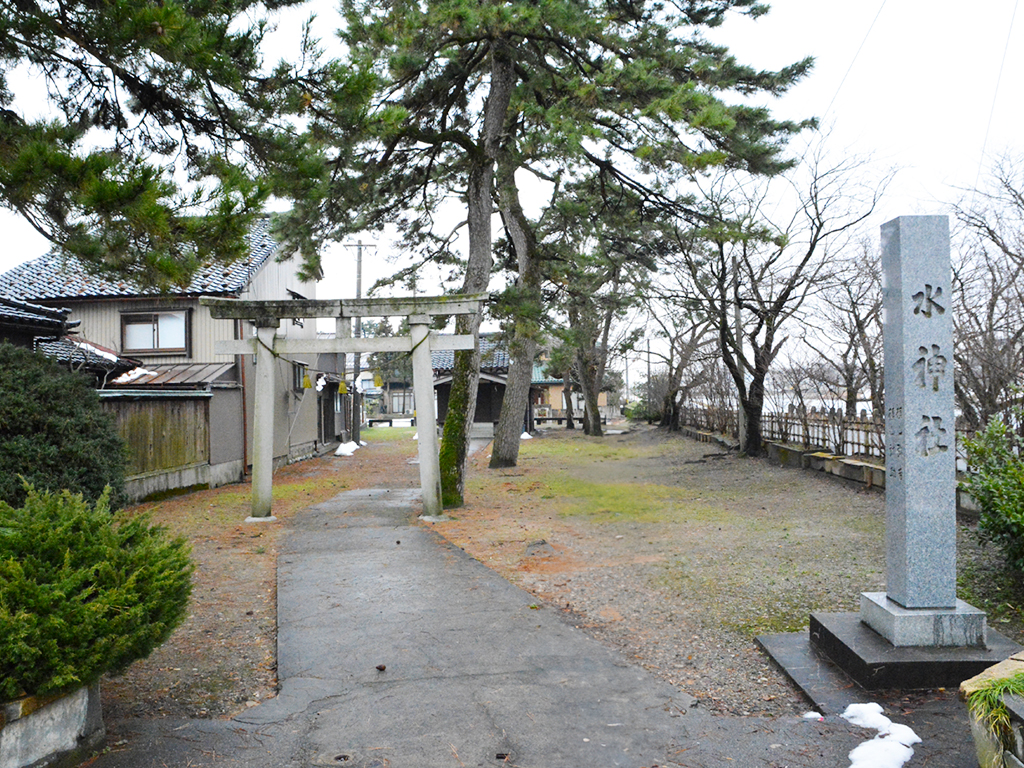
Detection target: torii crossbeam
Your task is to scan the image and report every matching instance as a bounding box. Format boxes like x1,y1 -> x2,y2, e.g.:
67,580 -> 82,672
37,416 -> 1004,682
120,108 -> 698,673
204,294 -> 486,519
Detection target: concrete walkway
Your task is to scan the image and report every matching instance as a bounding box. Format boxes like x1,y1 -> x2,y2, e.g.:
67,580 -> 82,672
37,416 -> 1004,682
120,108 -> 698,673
90,488 -> 978,767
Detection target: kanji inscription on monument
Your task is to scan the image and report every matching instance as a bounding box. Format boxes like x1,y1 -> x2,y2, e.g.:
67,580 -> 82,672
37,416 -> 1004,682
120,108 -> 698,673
860,216 -> 985,647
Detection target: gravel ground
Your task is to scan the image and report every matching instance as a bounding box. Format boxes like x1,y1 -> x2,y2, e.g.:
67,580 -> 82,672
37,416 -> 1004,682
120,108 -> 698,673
431,422 -> 1006,717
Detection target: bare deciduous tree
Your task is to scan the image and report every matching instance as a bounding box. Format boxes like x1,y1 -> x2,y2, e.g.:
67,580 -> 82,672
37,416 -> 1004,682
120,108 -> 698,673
952,154 -> 1024,430
641,298 -> 716,431
670,148 -> 889,456
802,239 -> 883,420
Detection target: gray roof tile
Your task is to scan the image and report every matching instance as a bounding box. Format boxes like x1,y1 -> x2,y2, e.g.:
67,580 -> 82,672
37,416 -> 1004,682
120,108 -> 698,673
0,217 -> 279,301
0,297 -> 73,333
431,336 -> 509,373
36,337 -> 140,376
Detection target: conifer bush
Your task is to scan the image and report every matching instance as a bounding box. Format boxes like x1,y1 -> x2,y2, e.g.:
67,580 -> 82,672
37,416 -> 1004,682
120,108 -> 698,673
0,343 -> 127,508
962,412 -> 1024,572
0,486 -> 193,701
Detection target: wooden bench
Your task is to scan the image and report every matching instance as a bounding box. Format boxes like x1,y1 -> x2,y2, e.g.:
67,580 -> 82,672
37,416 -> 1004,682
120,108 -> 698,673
534,416 -> 608,425
367,416 -> 416,427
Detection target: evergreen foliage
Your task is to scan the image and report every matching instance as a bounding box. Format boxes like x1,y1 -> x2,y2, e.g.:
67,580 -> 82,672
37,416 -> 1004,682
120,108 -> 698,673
966,671 -> 1024,752
0,0 -> 330,286
278,0 -> 816,262
0,486 -> 193,700
962,411 -> 1024,572
0,343 -> 126,508
276,0 -> 815,488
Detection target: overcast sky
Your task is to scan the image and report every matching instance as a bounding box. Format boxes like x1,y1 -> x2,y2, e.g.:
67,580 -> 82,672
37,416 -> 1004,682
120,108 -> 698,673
2,0 -> 1021,299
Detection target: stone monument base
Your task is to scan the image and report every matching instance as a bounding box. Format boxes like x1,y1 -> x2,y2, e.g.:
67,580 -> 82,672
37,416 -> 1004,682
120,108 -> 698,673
860,591 -> 987,647
758,613 -> 1021,712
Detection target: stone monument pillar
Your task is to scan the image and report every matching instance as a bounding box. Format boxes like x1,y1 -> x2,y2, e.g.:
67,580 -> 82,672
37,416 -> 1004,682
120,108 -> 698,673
860,215 -> 985,646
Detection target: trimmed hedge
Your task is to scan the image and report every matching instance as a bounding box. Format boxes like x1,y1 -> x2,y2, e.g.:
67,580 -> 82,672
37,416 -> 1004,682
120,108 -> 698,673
0,342 -> 127,508
0,486 -> 193,700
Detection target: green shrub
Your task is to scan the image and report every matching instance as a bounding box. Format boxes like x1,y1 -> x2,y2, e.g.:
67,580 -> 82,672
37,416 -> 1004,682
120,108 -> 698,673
0,343 -> 127,508
624,400 -> 661,422
962,414 -> 1024,572
0,486 -> 193,700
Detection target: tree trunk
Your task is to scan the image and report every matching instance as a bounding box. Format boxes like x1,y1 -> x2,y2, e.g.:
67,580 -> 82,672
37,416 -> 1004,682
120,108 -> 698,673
562,383 -> 575,429
439,313 -> 483,508
490,123 -> 542,468
577,350 -> 603,437
490,338 -> 537,467
659,391 -> 674,428
438,39 -> 514,507
742,370 -> 767,456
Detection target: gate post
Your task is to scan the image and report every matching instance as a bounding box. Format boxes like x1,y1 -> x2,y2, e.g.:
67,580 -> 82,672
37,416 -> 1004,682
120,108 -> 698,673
249,322 -> 278,520
410,316 -> 442,517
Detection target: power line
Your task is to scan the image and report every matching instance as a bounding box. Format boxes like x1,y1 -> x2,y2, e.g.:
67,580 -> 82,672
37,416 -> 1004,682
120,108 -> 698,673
972,0 -> 1020,201
821,1 -> 888,122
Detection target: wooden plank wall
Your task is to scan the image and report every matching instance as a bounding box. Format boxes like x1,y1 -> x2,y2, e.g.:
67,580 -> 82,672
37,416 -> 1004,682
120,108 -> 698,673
102,398 -> 209,476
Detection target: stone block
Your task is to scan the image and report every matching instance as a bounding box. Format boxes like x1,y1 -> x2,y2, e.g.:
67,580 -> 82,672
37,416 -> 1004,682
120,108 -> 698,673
860,591 -> 986,647
802,451 -> 834,472
881,216 -> 957,610
808,612 -> 1018,690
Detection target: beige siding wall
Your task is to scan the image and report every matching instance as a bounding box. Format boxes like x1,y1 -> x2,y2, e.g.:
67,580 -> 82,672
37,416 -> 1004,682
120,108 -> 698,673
57,249 -> 319,365
60,247 -> 328,476
57,297 -> 238,365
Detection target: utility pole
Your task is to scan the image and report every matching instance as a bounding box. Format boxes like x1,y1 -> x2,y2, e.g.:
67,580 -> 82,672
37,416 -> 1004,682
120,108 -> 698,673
733,252 -> 746,451
646,340 -> 652,422
344,240 -> 375,444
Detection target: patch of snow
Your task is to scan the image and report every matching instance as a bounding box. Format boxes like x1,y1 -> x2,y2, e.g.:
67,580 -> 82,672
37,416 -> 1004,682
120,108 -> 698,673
842,703 -> 891,731
334,441 -> 360,457
848,738 -> 915,768
521,431 -> 533,439
802,711 -> 824,720
112,366 -> 156,384
412,432 -> 418,440
74,339 -> 119,362
842,703 -> 921,768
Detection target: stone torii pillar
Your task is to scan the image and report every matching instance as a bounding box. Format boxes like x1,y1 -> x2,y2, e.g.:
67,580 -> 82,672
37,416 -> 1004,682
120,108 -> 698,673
204,294 -> 485,520
251,321 -> 279,520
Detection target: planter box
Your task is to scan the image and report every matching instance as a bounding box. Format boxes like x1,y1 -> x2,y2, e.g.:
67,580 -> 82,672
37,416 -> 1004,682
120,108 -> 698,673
0,684 -> 104,768
961,653 -> 1024,768
764,441 -> 809,469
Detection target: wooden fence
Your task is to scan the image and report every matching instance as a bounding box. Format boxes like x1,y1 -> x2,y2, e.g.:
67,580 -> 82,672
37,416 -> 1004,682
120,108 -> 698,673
680,406 -> 886,459
102,396 -> 210,477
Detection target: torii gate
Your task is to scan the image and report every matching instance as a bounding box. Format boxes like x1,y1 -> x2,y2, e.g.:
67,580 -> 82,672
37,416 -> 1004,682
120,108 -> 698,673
202,294 -> 486,519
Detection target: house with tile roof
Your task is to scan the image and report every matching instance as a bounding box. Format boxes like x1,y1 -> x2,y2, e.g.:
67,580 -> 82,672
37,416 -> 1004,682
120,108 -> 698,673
0,216 -> 345,499
431,336 -> 546,435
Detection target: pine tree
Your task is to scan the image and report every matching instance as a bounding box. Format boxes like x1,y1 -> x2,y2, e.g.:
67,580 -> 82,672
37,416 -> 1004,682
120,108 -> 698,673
277,0 -> 815,501
0,0 -> 331,287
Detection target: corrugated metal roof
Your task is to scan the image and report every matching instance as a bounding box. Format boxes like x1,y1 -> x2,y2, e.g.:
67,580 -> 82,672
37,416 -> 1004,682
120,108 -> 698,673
0,217 -> 279,302
111,362 -> 236,388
